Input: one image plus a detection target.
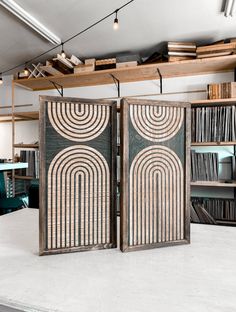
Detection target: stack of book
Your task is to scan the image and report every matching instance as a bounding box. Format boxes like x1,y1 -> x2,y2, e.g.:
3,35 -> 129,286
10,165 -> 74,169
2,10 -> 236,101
191,197 -> 236,222
74,58 -> 95,73
196,42 -> 236,58
208,82 -> 236,99
116,54 -> 140,68
167,41 -> 196,62
191,151 -> 219,181
191,106 -> 236,142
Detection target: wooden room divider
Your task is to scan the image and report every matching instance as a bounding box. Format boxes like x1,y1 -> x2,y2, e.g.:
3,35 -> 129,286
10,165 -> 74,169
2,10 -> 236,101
39,96 -> 190,255
39,96 -> 117,255
120,98 -> 191,252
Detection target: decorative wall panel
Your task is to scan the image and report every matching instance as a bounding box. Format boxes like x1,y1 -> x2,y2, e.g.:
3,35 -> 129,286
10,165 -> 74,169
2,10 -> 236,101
39,96 -> 117,255
120,98 -> 190,252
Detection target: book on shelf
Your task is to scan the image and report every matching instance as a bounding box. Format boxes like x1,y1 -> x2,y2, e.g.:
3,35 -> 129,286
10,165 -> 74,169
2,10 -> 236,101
191,199 -> 217,224
207,82 -> 236,99
191,197 -> 236,223
196,42 -> 236,58
191,105 -> 236,142
191,151 -> 219,181
18,150 -> 39,178
168,51 -> 196,57
167,41 -> 196,52
167,41 -> 196,62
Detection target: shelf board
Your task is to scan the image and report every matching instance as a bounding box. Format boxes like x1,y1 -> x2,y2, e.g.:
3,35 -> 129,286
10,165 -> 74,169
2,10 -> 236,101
15,175 -> 36,180
191,141 -> 236,146
0,113 -> 12,123
0,111 -> 39,123
13,111 -> 39,121
14,144 -> 39,148
13,55 -> 236,91
216,220 -> 236,226
191,98 -> 236,106
0,162 -> 28,171
191,181 -> 236,187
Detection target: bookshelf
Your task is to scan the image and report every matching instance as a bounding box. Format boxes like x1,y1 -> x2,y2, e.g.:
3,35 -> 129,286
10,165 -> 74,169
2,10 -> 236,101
191,98 -> 236,226
11,110 -> 39,195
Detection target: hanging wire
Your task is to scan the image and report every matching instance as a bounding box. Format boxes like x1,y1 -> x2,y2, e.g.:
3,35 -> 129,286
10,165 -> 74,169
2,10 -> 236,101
0,0 -> 135,75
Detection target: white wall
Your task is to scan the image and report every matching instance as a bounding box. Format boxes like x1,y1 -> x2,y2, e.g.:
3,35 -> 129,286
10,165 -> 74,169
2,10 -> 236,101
0,71 -> 234,199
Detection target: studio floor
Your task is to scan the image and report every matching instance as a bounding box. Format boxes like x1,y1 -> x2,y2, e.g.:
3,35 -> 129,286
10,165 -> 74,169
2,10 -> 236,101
0,209 -> 235,312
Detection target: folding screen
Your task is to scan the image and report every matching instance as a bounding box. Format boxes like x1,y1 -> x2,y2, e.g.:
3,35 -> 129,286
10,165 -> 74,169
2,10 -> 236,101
120,98 -> 191,252
39,96 -> 117,255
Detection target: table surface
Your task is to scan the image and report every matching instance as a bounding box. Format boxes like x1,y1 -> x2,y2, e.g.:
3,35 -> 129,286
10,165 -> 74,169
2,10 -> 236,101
0,162 -> 28,171
0,208 -> 236,312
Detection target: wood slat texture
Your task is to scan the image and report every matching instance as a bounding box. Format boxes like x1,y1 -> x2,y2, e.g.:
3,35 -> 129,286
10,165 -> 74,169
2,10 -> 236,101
13,55 -> 236,91
39,96 -> 117,255
120,98 -> 191,252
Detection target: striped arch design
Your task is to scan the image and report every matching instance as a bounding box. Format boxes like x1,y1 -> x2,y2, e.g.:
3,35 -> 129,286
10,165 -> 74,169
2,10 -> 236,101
129,145 -> 184,246
47,101 -> 110,142
130,104 -> 184,142
47,145 -> 110,250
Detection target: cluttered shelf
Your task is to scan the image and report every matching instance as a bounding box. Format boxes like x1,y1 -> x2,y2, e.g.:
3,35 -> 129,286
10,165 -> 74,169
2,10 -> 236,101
13,54 -> 236,91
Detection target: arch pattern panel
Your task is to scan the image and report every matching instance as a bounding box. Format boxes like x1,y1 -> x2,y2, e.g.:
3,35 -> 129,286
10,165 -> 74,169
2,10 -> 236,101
120,98 -> 190,252
39,96 -> 117,255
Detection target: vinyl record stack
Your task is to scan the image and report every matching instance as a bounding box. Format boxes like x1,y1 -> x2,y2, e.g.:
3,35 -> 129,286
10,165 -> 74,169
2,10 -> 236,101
167,41 -> 196,62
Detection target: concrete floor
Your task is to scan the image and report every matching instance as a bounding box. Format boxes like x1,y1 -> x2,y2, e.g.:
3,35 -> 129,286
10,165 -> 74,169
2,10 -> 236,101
0,208 -> 236,312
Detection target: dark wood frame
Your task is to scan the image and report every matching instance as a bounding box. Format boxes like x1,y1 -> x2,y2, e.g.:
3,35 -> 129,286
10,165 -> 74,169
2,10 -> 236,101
120,98 -> 191,252
39,95 -> 117,255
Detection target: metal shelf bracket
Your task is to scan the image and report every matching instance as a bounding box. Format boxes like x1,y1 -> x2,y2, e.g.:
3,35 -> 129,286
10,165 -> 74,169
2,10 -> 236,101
110,74 -> 120,98
157,68 -> 163,94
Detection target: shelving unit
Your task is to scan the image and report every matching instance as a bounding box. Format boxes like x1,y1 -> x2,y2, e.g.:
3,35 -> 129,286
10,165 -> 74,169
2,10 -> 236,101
191,98 -> 236,226
13,54 -> 236,91
11,108 -> 39,195
10,55 -> 236,217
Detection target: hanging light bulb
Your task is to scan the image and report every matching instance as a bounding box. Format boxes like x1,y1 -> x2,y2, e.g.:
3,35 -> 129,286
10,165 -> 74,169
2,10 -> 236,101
0,73 -> 3,85
24,64 -> 29,76
61,43 -> 66,58
113,10 -> 119,30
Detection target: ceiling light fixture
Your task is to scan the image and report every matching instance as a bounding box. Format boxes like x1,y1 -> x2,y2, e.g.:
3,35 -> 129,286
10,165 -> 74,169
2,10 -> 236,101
113,9 -> 119,30
0,73 -> 3,85
0,0 -> 61,44
23,64 -> 29,76
60,43 -> 66,58
0,0 -> 135,76
224,0 -> 235,17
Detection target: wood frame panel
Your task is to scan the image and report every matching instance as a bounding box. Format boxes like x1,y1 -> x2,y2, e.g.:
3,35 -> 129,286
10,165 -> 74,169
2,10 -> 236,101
39,96 -> 117,255
120,98 -> 191,252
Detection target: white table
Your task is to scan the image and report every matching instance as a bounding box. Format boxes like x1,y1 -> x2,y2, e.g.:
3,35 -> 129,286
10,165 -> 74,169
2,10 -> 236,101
0,209 -> 236,312
0,162 -> 28,171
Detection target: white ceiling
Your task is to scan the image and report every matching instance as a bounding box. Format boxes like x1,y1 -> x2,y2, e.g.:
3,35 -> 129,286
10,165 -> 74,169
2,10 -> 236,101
1,0 -> 236,75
